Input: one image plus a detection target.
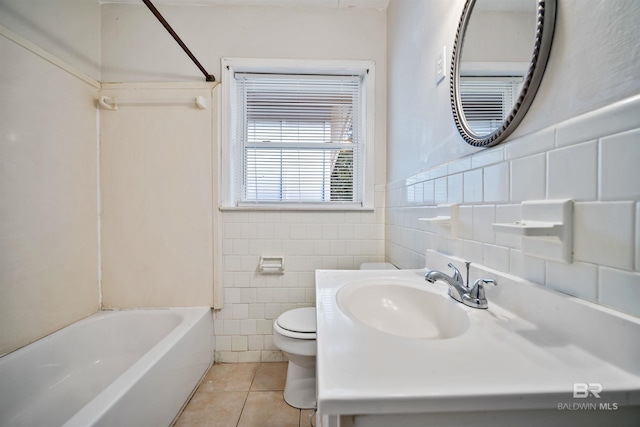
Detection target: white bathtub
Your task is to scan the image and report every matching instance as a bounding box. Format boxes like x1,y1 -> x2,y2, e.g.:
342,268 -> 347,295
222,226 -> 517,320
0,307 -> 213,427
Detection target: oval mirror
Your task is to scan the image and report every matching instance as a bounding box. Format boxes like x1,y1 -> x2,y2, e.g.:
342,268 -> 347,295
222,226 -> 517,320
451,0 -> 556,147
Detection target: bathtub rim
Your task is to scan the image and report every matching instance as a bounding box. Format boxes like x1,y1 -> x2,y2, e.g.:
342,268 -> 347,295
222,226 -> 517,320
62,306 -> 213,427
0,306 -> 214,427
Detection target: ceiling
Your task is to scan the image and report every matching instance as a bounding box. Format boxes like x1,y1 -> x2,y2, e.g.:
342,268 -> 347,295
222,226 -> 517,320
100,0 -> 390,10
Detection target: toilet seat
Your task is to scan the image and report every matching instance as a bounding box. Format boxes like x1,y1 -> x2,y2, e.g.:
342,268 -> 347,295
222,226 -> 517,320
275,307 -> 316,340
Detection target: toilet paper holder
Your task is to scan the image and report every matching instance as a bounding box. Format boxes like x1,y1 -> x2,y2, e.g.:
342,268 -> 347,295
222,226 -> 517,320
259,256 -> 285,274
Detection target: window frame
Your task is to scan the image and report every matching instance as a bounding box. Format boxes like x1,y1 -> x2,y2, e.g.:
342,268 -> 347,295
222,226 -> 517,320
220,58 -> 375,211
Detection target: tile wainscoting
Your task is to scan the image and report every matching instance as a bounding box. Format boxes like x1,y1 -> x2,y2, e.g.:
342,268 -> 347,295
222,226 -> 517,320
386,94 -> 640,318
214,188 -> 386,362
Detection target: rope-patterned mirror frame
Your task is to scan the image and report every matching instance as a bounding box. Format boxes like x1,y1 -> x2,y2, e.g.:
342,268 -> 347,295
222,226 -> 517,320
450,0 -> 556,147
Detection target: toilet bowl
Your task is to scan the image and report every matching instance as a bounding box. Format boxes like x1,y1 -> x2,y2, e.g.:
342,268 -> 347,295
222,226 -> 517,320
272,307 -> 317,409
273,264 -> 396,409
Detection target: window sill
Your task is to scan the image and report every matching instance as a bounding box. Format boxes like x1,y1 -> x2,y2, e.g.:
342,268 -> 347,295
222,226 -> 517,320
219,204 -> 375,212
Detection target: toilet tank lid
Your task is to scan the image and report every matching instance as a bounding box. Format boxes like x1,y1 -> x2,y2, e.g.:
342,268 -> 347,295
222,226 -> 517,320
359,262 -> 398,270
277,307 -> 316,333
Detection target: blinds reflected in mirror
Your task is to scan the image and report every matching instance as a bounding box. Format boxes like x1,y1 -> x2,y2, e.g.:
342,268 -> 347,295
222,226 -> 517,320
234,73 -> 362,204
459,76 -> 524,136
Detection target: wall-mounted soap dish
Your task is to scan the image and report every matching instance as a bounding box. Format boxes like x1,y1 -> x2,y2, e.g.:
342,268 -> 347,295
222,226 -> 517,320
492,220 -> 564,237
493,199 -> 573,263
419,204 -> 458,237
419,215 -> 453,226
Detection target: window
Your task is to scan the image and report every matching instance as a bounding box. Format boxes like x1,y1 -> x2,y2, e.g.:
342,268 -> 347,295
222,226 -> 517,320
221,59 -> 374,209
459,76 -> 524,135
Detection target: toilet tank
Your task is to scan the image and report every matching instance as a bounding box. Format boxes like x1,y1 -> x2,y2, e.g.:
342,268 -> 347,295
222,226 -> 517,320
359,262 -> 398,270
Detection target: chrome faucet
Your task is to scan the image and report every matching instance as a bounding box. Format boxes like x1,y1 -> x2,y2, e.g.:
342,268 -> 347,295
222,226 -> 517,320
425,262 -> 497,309
425,262 -> 468,302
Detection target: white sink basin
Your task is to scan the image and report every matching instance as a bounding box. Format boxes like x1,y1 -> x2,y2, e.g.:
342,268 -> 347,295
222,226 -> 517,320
317,269 -> 640,423
336,278 -> 470,339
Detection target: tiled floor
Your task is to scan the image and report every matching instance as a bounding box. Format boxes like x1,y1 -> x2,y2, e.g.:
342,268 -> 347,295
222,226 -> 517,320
174,362 -> 315,427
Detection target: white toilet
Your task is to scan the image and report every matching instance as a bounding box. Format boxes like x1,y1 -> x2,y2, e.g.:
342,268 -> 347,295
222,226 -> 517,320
273,307 -> 317,409
273,262 -> 397,409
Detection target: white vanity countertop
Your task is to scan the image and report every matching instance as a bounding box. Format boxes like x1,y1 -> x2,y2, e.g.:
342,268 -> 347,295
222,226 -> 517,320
315,269 -> 640,416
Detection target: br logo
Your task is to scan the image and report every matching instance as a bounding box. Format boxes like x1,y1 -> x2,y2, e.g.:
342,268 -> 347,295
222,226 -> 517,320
573,383 -> 603,399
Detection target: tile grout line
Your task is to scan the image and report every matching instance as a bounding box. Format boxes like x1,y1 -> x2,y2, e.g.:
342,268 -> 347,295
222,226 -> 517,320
236,363 -> 259,427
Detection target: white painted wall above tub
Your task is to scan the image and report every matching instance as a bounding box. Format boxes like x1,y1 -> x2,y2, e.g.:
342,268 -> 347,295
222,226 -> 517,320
99,84 -> 216,309
0,35 -> 100,355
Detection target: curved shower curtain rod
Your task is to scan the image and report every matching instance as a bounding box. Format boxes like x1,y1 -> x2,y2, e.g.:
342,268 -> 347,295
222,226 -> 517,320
142,0 -> 216,82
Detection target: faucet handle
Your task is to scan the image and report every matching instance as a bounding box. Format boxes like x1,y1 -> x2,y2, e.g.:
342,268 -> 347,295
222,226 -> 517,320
447,263 -> 464,286
462,278 -> 497,309
469,278 -> 497,300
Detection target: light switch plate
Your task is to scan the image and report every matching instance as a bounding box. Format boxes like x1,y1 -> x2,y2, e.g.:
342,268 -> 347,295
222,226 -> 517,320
436,45 -> 446,84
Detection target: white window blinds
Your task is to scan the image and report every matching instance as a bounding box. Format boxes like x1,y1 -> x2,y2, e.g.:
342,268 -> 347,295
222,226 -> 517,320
459,76 -> 524,135
233,73 -> 363,205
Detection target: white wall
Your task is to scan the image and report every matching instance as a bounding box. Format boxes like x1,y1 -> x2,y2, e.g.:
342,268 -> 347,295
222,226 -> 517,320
100,3 -> 385,84
99,85 -> 215,309
386,0 -> 640,317
100,2 -> 387,191
386,0 -> 468,181
0,0 -> 100,79
0,9 -> 100,354
100,3 -> 387,362
387,0 -> 640,182
463,10 -> 535,63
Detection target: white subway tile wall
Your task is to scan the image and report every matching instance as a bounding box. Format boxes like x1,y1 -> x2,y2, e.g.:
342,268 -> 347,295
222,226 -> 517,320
386,95 -> 640,318
457,206 -> 474,240
599,267 -> 640,317
435,177 -> 448,204
547,140 -> 598,201
483,163 -> 509,203
472,205 -> 496,244
463,169 -> 483,203
510,153 -> 545,202
546,260 -> 598,303
494,204 -> 521,249
447,173 -> 464,204
574,201 -> 635,270
505,127 -> 556,160
509,250 -> 545,284
472,146 -> 505,169
599,128 -> 640,200
215,188 -> 386,362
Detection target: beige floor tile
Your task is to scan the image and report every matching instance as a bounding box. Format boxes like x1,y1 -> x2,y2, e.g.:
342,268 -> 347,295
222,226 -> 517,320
199,362 -> 259,392
174,391 -> 247,427
237,391 -> 300,427
250,362 -> 288,391
300,409 -> 316,427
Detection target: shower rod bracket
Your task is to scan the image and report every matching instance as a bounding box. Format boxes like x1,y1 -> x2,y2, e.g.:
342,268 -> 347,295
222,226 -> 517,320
142,0 -> 215,82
